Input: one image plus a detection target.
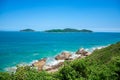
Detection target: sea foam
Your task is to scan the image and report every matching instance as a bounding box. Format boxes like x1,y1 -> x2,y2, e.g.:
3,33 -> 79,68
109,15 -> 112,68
4,45 -> 109,72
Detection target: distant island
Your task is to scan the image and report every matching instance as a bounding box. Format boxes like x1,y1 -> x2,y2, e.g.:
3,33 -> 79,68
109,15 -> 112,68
20,29 -> 35,32
45,28 -> 93,32
20,28 -> 93,32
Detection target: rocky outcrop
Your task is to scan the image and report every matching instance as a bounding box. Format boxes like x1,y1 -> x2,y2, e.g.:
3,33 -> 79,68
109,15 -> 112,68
77,56 -> 86,59
31,48 -> 91,73
46,62 -> 64,72
52,62 -> 64,69
55,51 -> 72,60
85,52 -> 91,56
76,48 -> 89,56
32,58 -> 46,70
65,57 -> 73,60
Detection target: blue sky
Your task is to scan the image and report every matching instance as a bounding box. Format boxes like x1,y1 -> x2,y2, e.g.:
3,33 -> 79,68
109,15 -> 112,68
0,0 -> 120,32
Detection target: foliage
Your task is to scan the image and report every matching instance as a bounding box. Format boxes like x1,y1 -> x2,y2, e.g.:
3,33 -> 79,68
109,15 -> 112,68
45,28 -> 93,32
20,29 -> 35,32
0,72 -> 12,80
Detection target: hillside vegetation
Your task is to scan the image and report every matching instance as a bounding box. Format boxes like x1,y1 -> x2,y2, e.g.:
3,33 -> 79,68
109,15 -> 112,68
45,28 -> 93,32
20,29 -> 35,32
0,42 -> 120,80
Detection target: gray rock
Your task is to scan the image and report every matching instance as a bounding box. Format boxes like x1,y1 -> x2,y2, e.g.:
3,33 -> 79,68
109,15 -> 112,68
76,48 -> 88,56
55,51 -> 72,60
32,58 -> 47,71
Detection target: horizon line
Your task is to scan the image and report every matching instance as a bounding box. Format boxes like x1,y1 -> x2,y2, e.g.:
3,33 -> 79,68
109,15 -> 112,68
0,30 -> 120,33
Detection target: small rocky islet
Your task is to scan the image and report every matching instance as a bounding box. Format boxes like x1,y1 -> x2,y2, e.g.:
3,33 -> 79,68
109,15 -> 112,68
32,48 -> 91,73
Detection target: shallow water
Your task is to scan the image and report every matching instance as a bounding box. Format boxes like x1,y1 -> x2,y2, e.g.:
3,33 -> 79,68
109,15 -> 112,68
0,32 -> 120,71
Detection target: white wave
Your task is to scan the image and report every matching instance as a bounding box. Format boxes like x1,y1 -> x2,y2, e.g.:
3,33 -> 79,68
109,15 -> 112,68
47,59 -> 64,66
33,53 -> 39,56
46,57 -> 64,66
89,44 -> 110,52
4,45 -> 110,72
70,52 -> 81,59
4,66 -> 17,73
4,60 -> 38,72
29,60 -> 38,65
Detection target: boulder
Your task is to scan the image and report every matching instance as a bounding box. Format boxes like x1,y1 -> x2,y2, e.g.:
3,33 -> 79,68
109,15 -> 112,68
43,65 -> 52,70
55,51 -> 72,60
85,52 -> 91,56
77,56 -> 86,59
65,57 -> 73,60
52,62 -> 64,69
46,62 -> 64,71
32,58 -> 46,70
76,48 -> 88,56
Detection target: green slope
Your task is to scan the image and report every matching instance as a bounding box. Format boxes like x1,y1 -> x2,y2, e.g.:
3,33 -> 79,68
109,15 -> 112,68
57,42 -> 120,80
88,42 -> 120,64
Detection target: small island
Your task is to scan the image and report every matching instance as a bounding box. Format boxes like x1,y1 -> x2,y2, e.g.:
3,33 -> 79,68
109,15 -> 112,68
20,29 -> 35,32
45,28 -> 93,32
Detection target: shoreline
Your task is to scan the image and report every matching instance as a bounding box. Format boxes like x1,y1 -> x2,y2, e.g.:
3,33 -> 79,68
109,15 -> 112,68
4,45 -> 108,73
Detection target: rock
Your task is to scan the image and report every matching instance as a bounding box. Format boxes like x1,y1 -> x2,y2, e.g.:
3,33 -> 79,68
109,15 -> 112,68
32,58 -> 46,70
61,51 -> 72,58
85,52 -> 91,56
76,48 -> 88,56
65,58 -> 73,60
52,62 -> 64,69
77,56 -> 86,59
47,68 -> 58,73
76,48 -> 84,54
46,62 -> 64,71
55,51 -> 72,60
43,65 -> 52,70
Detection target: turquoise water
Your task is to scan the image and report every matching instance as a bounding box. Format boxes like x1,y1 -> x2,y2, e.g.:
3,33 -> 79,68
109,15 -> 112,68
0,32 -> 120,71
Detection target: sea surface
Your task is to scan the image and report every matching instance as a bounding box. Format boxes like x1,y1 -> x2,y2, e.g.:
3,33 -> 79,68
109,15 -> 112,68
0,31 -> 120,71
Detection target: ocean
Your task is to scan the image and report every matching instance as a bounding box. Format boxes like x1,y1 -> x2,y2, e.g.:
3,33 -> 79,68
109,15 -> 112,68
0,31 -> 120,71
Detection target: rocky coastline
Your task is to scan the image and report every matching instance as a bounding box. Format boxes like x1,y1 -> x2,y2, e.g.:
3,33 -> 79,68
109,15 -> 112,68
32,48 -> 91,73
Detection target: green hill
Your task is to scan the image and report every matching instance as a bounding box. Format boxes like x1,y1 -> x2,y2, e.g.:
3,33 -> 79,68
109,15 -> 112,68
0,42 -> 120,80
88,42 -> 120,64
45,28 -> 93,32
57,42 -> 120,80
20,29 -> 35,32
